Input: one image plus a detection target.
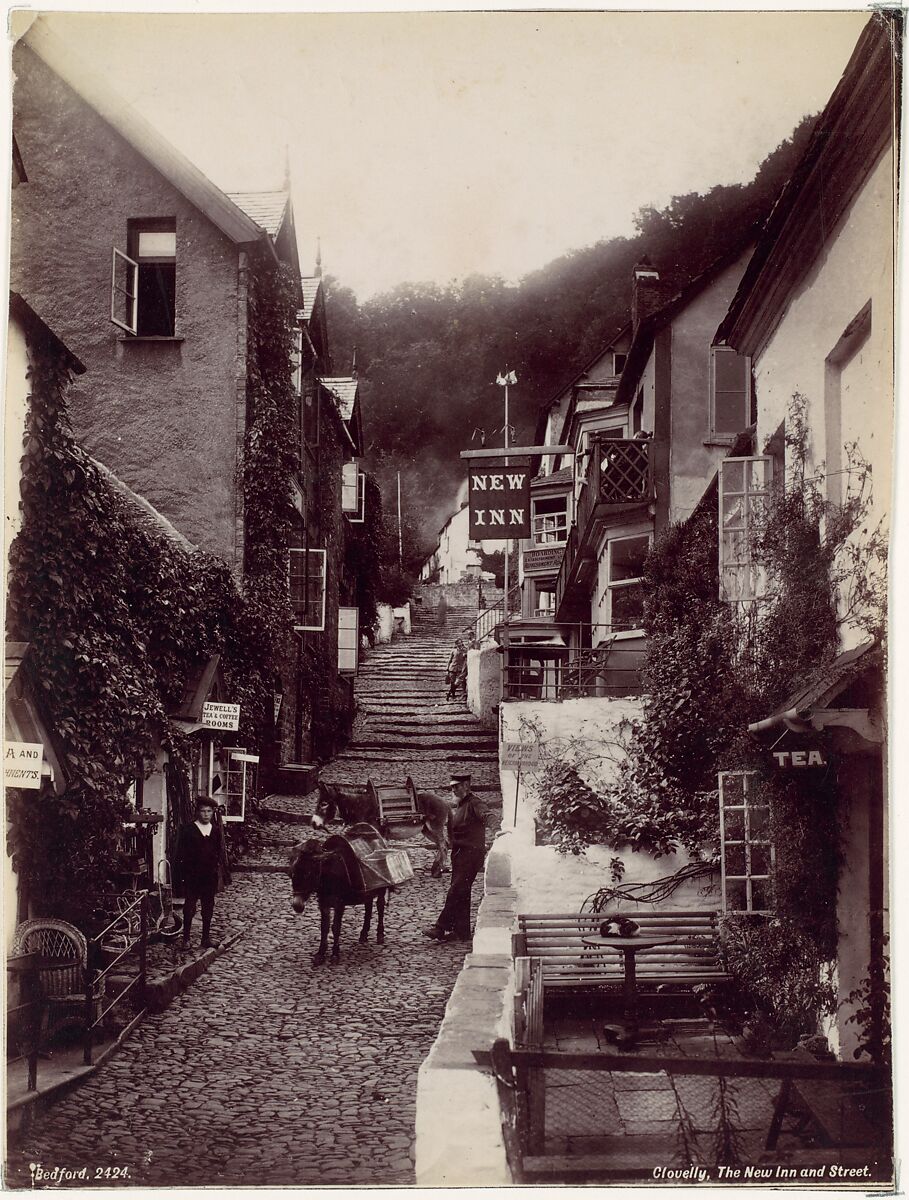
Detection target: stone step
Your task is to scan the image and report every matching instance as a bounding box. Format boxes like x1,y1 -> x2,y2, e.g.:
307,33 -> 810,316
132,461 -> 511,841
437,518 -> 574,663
347,740 -> 496,753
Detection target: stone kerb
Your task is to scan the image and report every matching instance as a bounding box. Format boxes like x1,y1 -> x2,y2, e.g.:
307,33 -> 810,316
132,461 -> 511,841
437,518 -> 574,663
414,842 -> 517,1185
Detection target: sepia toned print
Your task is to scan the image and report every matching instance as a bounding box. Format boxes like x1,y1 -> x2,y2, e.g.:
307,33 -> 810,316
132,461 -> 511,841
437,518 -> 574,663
3,7 -> 897,1189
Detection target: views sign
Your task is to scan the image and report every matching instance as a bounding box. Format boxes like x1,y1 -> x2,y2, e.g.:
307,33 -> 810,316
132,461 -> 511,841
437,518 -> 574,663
468,459 -> 531,540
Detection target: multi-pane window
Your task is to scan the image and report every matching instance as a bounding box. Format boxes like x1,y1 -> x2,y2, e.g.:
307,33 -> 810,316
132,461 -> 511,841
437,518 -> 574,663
303,383 -> 320,447
291,326 -> 303,396
531,496 -> 568,545
288,548 -> 326,631
719,457 -> 773,602
341,463 -> 366,523
338,607 -> 360,674
534,588 -> 555,618
710,346 -> 752,437
214,747 -> 258,822
719,771 -> 773,913
600,534 -> 649,630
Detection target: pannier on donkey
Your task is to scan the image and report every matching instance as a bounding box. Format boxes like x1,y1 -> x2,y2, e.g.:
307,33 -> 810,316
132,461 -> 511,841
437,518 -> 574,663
287,823 -> 413,965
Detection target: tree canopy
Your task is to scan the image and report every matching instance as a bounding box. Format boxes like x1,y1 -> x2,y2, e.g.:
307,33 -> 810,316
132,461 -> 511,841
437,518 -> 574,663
326,117 -> 814,556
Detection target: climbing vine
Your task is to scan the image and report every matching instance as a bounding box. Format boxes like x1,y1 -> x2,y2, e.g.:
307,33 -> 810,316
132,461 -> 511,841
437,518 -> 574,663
6,333 -> 245,922
533,393 -> 886,1036
7,257 -> 308,924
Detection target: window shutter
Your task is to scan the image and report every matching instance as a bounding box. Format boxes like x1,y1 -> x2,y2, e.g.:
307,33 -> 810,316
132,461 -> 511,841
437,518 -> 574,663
110,247 -> 138,335
352,472 -> 366,523
289,548 -> 327,631
718,457 -> 773,602
338,607 -> 359,673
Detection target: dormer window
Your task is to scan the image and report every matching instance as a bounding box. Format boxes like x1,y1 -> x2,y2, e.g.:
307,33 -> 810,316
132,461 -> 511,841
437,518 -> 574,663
613,352 -> 627,376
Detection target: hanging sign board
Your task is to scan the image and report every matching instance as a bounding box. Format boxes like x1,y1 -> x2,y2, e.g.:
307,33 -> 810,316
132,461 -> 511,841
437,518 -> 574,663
273,694 -> 283,724
201,702 -> 241,732
468,458 -> 531,540
4,740 -> 44,789
500,742 -> 542,770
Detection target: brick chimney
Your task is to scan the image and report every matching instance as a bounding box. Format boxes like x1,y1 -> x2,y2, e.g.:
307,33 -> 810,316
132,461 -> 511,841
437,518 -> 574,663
632,257 -> 668,337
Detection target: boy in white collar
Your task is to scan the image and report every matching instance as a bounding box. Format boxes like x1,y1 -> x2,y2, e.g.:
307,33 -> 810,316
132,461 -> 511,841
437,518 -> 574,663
175,796 -> 224,951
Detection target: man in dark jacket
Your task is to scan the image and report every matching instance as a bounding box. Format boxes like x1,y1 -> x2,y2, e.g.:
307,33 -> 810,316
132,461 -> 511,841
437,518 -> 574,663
175,796 -> 224,951
422,773 -> 491,943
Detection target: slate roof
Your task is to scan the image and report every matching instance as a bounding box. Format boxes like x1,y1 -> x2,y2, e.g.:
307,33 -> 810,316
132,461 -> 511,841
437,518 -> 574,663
531,466 -> 574,485
320,377 -> 358,421
226,190 -> 288,238
300,277 -> 322,322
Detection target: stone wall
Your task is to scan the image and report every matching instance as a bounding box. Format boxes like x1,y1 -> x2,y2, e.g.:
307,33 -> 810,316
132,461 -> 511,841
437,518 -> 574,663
11,43 -> 244,564
499,698 -> 719,911
412,582 -> 500,612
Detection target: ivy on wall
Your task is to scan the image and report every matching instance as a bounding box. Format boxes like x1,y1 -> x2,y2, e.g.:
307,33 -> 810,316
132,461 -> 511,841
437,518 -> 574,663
6,335 -> 245,922
7,258 -> 309,923
534,394 -> 885,1038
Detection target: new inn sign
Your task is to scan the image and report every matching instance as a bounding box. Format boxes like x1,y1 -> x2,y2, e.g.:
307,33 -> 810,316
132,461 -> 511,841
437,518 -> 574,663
468,460 -> 531,540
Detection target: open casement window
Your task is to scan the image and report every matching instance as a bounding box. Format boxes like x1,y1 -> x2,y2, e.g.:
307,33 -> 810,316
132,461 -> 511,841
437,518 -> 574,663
710,346 -> 752,438
213,747 -> 258,822
600,533 -> 650,631
289,548 -> 326,631
303,383 -> 320,448
338,607 -> 360,674
291,326 -> 303,396
719,771 -> 774,913
719,457 -> 773,602
341,464 -> 366,522
532,495 -> 568,545
110,248 -> 138,334
124,221 -> 177,337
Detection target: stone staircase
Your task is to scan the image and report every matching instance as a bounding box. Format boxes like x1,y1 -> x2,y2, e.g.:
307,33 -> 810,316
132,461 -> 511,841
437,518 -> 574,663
319,603 -> 501,797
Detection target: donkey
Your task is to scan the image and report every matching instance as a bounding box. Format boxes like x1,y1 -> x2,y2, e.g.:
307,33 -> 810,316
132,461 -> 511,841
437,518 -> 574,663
288,838 -> 386,966
314,782 -> 452,877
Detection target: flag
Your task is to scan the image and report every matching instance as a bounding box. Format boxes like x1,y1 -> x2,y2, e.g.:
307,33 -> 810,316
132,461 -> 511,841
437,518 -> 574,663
496,370 -> 517,386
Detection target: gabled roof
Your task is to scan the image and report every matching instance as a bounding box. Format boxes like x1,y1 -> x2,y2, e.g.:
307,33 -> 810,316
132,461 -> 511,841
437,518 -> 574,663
92,459 -> 196,552
319,377 -> 362,454
227,190 -> 288,238
717,14 -> 896,358
300,277 -> 322,323
534,321 -> 631,441
320,377 -> 357,421
615,232 -> 758,407
171,654 -> 226,723
9,292 -> 86,374
20,18 -> 273,255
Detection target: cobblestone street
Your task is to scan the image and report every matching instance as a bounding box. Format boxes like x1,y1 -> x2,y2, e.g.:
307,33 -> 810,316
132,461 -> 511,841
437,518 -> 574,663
7,604 -> 503,1188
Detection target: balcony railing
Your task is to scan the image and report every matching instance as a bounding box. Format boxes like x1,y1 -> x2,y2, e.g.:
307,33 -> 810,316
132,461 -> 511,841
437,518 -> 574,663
502,624 -> 645,701
555,439 -> 655,616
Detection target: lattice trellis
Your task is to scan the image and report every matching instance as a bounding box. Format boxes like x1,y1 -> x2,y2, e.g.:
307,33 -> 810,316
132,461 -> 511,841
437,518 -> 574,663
597,440 -> 652,504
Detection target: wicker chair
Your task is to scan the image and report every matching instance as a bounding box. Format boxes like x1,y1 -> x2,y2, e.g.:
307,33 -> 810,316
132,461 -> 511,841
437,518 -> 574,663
11,918 -> 101,1043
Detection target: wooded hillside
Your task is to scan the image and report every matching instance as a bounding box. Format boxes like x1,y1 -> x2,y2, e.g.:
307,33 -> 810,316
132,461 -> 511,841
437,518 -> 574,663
327,117 -> 814,560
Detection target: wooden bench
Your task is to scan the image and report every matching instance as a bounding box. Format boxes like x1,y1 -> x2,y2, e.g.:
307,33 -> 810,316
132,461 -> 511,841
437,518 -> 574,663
514,910 -> 730,992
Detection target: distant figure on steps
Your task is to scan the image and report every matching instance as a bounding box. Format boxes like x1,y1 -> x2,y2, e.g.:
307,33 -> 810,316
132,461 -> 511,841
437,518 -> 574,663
445,638 -> 467,700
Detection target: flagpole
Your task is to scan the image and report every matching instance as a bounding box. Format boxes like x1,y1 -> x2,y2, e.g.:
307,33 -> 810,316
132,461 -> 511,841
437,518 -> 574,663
504,375 -> 510,621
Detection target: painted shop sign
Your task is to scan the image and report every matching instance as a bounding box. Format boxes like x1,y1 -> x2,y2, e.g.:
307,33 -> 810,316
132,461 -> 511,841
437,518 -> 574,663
201,701 -> 241,732
501,742 -> 542,769
523,546 -> 564,573
468,459 -> 531,539
771,749 -> 827,768
4,740 -> 44,789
